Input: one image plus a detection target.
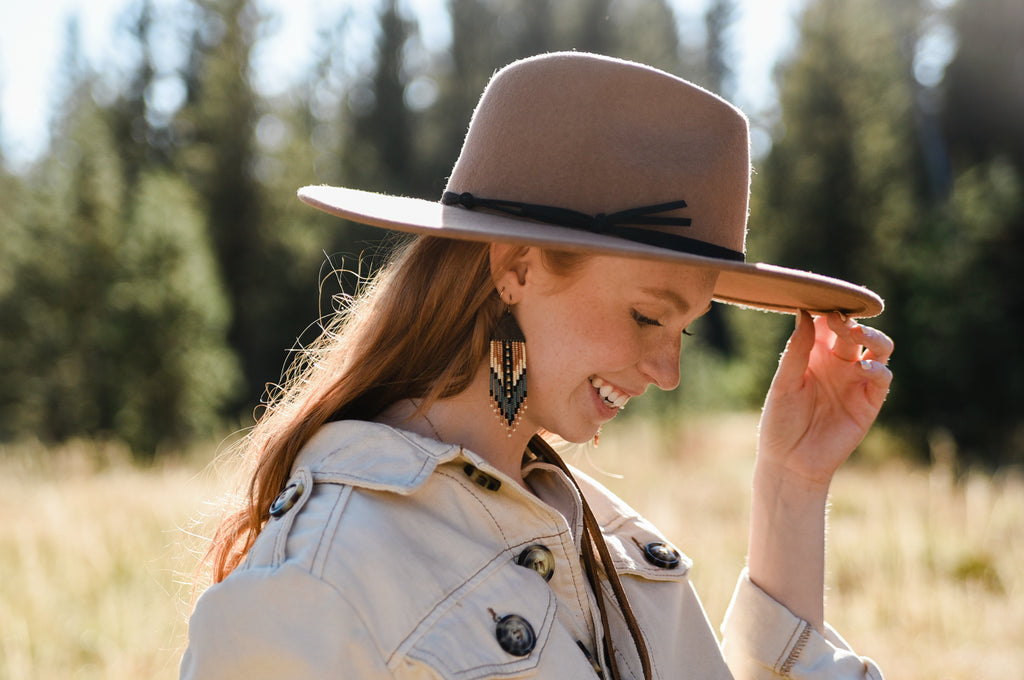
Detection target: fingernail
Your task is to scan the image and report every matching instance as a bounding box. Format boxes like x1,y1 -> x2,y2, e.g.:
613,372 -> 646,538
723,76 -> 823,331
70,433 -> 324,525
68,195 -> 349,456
859,359 -> 872,371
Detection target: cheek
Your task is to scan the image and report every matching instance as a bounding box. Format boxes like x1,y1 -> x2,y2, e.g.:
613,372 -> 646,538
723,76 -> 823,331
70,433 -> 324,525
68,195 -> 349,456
544,315 -> 642,375
518,284 -> 640,382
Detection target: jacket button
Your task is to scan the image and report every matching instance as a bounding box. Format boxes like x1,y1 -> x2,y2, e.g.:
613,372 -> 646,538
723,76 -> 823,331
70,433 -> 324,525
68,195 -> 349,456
464,463 -> 502,491
269,482 -> 304,518
517,544 -> 555,581
642,541 -> 681,569
495,614 -> 536,656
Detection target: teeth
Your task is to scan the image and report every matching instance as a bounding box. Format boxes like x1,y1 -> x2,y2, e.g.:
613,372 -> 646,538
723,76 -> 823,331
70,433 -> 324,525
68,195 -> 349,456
590,377 -> 629,409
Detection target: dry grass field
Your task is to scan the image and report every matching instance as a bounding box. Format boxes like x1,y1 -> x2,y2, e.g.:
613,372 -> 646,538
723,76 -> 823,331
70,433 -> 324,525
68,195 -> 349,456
1,413 -> 1021,679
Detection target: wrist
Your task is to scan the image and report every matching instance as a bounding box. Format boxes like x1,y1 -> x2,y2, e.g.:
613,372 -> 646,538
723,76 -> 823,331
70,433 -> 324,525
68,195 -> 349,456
753,450 -> 835,496
748,457 -> 829,632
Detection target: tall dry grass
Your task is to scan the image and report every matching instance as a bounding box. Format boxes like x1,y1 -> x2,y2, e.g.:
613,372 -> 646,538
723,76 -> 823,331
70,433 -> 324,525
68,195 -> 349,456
572,414 -> 1024,680
0,439 -> 220,680
1,414 -> 1021,679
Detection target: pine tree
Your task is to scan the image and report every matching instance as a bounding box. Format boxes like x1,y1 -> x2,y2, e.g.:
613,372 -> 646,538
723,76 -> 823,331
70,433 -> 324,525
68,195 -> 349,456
173,0 -> 274,407
892,0 -> 1024,465
341,0 -> 422,196
754,0 -> 923,286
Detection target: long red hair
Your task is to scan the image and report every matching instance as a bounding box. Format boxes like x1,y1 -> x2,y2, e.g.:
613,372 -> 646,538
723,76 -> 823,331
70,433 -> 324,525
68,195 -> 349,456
200,234 -> 588,586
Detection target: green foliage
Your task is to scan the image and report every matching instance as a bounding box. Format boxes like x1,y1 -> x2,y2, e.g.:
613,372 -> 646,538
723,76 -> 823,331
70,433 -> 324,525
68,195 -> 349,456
107,170 -> 241,454
750,0 -> 927,452
4,0 -> 1024,467
885,159 -> 1024,465
942,0 -> 1024,167
0,94 -> 127,443
756,0 -> 1024,465
755,0 -> 922,287
0,73 -> 237,456
341,0 -> 423,196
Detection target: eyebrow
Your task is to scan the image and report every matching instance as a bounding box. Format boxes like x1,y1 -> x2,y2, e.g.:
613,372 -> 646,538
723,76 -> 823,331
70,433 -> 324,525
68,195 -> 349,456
640,287 -> 713,316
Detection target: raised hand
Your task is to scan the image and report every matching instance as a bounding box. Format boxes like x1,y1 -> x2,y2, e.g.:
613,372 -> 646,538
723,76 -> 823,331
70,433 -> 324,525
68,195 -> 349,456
747,311 -> 894,631
757,311 -> 894,487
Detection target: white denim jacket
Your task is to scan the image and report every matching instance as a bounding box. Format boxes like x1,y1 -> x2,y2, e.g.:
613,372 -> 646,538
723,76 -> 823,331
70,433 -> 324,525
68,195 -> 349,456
181,420 -> 883,680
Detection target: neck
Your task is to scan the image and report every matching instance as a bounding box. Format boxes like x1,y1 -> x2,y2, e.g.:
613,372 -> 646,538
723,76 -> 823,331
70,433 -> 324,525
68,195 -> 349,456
376,362 -> 536,488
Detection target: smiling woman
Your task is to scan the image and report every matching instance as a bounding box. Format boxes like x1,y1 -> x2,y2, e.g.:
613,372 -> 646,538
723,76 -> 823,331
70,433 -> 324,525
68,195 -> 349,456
492,253 -> 718,451
181,52 -> 892,680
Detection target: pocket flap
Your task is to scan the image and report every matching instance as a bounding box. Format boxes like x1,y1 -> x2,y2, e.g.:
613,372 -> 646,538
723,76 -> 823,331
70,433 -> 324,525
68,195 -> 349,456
602,515 -> 693,581
397,554 -> 557,679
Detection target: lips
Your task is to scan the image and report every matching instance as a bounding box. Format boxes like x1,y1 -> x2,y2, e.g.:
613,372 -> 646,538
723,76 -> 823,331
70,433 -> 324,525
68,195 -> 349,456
589,376 -> 630,409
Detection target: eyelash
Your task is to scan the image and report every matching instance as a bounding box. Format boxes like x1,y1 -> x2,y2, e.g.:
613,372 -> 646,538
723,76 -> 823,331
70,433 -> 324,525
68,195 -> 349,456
631,310 -> 693,336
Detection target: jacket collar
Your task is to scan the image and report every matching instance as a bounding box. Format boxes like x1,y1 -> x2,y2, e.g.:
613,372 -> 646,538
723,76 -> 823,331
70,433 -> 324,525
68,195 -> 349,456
294,420 -> 471,495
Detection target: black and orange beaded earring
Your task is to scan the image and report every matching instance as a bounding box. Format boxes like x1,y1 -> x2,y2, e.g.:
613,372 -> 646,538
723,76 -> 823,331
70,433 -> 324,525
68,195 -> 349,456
489,294 -> 527,436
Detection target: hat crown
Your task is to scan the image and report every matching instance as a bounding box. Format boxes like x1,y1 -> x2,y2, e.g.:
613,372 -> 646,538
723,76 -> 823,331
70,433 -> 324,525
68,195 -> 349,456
445,52 -> 751,256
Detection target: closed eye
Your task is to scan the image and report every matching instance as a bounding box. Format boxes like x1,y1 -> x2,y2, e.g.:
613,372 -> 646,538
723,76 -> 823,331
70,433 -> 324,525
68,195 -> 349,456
632,309 -> 694,336
631,309 -> 661,327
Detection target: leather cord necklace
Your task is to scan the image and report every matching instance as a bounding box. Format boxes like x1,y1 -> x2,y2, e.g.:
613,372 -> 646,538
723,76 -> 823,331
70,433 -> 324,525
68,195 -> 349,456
529,435 -> 652,680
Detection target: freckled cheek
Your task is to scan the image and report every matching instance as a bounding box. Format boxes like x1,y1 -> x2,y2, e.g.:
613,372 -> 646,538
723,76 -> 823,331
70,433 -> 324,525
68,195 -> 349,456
577,324 -> 644,370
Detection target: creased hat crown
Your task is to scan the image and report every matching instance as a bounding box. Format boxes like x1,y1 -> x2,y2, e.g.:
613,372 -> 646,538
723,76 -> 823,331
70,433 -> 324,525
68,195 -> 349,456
447,52 -> 750,257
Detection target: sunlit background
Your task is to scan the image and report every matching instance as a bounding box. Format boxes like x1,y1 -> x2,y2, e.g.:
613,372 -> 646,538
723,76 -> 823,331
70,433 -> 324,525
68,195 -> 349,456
0,0 -> 1022,677
0,0 -> 815,167
0,0 -> 1015,464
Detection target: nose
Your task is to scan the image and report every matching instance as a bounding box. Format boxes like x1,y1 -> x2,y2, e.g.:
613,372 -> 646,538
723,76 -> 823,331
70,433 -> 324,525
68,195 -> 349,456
637,336 -> 681,391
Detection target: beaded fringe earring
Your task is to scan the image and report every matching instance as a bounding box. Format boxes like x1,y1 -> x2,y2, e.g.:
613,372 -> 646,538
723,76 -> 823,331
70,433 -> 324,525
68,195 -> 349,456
489,308 -> 527,436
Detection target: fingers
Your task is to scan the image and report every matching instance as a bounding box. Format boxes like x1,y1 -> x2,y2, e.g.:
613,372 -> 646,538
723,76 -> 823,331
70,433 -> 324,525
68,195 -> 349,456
820,312 -> 894,406
825,312 -> 894,367
774,311 -> 895,397
857,323 -> 894,365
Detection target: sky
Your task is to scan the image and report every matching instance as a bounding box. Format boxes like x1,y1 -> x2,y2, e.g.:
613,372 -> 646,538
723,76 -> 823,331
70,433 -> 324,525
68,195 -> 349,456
0,0 -> 802,170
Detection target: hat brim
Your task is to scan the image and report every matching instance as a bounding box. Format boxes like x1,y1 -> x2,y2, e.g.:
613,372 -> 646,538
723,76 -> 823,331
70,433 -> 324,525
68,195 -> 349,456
299,185 -> 883,318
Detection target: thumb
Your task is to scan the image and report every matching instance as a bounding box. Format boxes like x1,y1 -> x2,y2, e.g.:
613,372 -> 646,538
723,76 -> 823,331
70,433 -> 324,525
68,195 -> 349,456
770,310 -> 814,392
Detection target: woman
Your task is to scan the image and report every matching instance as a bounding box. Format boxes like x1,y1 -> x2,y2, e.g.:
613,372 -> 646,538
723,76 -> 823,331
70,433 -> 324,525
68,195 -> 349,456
182,52 -> 893,680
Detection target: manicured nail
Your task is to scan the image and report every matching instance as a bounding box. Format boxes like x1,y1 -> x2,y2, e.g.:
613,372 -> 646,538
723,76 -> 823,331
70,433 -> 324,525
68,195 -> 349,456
859,359 -> 872,371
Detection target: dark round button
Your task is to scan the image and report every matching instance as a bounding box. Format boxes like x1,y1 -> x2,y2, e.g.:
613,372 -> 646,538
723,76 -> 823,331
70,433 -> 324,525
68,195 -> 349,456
516,544 -> 555,582
464,464 -> 502,492
269,482 -> 304,517
642,541 -> 681,569
495,614 -> 536,656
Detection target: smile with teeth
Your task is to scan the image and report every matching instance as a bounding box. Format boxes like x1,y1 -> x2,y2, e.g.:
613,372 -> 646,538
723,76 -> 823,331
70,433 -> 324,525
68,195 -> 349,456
590,377 -> 630,409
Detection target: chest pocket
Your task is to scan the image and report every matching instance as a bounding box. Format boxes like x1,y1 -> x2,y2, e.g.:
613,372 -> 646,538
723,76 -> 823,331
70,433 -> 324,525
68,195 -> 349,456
395,553 -> 559,679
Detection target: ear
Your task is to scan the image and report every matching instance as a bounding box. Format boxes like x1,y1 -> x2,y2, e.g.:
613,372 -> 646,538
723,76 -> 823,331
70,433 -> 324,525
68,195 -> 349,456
489,243 -> 534,304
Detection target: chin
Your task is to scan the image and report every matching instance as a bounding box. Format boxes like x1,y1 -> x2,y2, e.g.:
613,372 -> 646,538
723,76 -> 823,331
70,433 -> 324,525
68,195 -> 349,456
543,424 -> 599,445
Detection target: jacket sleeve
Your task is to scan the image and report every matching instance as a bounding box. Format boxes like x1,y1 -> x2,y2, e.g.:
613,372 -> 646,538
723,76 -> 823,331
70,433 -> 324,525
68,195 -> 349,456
720,570 -> 884,680
180,564 -> 391,680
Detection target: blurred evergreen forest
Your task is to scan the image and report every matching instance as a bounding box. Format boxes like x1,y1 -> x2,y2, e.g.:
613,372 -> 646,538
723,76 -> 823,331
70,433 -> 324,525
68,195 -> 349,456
1,0 -> 1022,468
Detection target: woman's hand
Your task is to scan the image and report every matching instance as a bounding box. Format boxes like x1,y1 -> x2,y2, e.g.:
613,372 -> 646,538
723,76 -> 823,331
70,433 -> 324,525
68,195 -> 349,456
757,310 -> 894,488
746,311 -> 893,631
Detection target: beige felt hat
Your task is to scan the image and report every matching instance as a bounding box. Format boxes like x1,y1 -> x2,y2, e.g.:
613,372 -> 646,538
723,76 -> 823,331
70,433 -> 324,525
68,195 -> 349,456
298,51 -> 883,318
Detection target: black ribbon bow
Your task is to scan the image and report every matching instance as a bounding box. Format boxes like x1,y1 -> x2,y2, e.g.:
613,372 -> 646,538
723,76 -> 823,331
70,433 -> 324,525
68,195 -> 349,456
441,191 -> 744,262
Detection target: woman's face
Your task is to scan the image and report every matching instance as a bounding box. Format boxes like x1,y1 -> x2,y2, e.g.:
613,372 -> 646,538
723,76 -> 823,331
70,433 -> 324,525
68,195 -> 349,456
503,250 -> 717,444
